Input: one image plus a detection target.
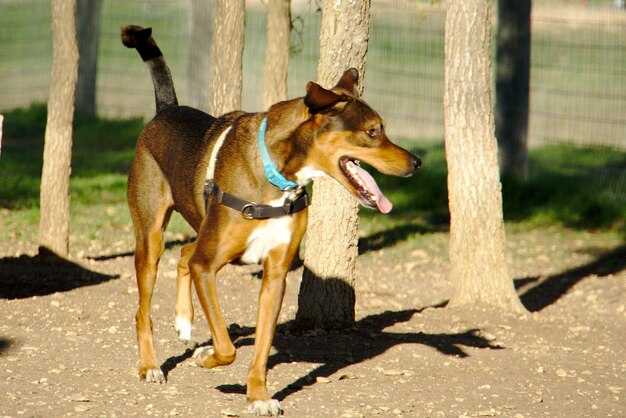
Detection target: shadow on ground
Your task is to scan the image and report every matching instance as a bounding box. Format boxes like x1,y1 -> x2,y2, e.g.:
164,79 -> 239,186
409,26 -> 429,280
0,248 -> 119,299
0,338 -> 13,356
161,305 -> 501,401
518,244 -> 626,312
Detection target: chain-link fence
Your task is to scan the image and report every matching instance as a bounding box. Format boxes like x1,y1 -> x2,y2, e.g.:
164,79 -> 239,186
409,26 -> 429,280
1,1 -> 624,155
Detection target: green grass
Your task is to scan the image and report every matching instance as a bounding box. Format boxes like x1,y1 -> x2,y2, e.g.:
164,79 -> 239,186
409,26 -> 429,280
1,104 -> 141,209
503,145 -> 626,229
1,106 -> 624,252
0,105 -> 142,247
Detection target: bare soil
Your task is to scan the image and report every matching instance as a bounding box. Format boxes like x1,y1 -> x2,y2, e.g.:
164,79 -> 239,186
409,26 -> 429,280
1,227 -> 625,417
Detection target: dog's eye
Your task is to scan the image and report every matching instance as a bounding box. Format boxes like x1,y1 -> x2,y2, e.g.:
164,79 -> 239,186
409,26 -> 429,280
366,127 -> 379,139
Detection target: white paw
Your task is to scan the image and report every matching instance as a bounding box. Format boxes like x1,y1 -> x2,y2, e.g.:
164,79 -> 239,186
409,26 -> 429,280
192,346 -> 214,365
143,368 -> 165,383
248,399 -> 283,416
174,316 -> 193,343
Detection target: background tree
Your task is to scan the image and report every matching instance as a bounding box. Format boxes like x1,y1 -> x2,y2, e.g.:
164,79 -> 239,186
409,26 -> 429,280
75,0 -> 101,117
495,0 -> 531,179
39,0 -> 79,256
187,0 -> 212,113
262,0 -> 291,110
209,0 -> 245,115
295,0 -> 371,330
443,0 -> 527,313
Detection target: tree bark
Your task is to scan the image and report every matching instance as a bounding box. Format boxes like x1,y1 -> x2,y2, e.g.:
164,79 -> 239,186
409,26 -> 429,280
262,0 -> 291,110
495,0 -> 531,179
0,115 -> 4,158
209,0 -> 245,116
187,0 -> 213,113
39,0 -> 79,257
444,0 -> 527,313
75,0 -> 101,117
295,0 -> 371,330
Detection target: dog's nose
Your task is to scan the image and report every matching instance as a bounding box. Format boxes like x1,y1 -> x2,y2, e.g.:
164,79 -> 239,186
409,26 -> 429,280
411,155 -> 422,171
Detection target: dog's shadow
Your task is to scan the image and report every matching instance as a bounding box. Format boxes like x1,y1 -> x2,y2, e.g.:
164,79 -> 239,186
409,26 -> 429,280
162,304 -> 502,401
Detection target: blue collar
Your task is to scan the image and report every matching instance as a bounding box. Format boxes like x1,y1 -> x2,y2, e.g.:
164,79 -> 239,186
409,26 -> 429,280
257,116 -> 299,191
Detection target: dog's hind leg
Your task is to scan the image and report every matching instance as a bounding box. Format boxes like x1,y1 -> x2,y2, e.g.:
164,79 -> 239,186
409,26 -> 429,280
174,242 -> 196,343
128,157 -> 174,383
132,206 -> 173,382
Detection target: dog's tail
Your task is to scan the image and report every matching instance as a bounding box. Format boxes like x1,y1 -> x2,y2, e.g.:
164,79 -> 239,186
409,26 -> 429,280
121,25 -> 178,113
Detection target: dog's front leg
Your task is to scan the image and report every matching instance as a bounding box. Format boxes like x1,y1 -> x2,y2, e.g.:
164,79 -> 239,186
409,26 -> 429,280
189,264 -> 237,368
246,246 -> 291,417
189,227 -> 239,369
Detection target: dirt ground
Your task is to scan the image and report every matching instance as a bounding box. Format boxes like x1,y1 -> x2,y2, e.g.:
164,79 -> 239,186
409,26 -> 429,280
1,226 -> 625,418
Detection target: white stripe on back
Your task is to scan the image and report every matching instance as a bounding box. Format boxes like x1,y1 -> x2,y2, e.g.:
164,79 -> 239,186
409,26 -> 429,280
206,125 -> 233,181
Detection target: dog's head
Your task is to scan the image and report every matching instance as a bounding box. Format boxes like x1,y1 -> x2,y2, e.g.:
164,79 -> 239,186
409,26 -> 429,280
301,69 -> 421,213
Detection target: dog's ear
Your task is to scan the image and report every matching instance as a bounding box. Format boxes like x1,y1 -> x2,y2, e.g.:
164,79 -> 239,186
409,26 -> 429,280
304,82 -> 348,114
334,68 -> 359,95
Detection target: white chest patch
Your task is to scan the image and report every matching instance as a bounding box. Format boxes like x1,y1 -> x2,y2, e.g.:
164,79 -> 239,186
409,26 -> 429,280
241,216 -> 293,265
239,196 -> 295,265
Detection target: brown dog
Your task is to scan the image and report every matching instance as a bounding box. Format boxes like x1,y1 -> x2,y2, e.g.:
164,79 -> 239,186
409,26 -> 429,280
122,25 -> 420,416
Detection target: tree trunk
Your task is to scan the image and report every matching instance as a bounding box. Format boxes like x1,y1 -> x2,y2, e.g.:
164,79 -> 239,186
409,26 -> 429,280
444,0 -> 527,313
75,0 -> 101,117
295,0 -> 371,330
187,0 -> 212,113
0,115 -> 4,157
495,0 -> 531,179
262,0 -> 291,110
39,0 -> 79,257
209,0 -> 245,116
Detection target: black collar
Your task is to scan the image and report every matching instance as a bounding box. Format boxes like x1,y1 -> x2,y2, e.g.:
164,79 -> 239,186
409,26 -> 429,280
204,180 -> 309,220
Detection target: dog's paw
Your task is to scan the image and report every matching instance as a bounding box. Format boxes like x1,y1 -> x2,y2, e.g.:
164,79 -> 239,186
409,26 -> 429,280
248,399 -> 283,416
174,316 -> 193,343
192,346 -> 214,366
192,345 -> 236,369
141,368 -> 166,383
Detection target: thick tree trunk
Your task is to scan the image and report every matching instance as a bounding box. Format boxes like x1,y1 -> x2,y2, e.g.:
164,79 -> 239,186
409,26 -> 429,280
187,0 -> 212,113
209,0 -> 245,116
262,0 -> 291,110
444,0 -> 527,313
75,0 -> 101,117
39,0 -> 79,257
295,0 -> 371,330
495,0 -> 531,179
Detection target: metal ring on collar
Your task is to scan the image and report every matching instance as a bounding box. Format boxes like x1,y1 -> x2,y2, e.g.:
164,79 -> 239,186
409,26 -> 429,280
241,203 -> 257,220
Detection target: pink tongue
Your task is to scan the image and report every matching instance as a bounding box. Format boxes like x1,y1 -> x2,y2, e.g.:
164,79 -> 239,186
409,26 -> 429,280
352,163 -> 393,214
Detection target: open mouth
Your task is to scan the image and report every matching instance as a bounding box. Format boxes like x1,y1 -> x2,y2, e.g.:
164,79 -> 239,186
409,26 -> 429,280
339,156 -> 393,213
